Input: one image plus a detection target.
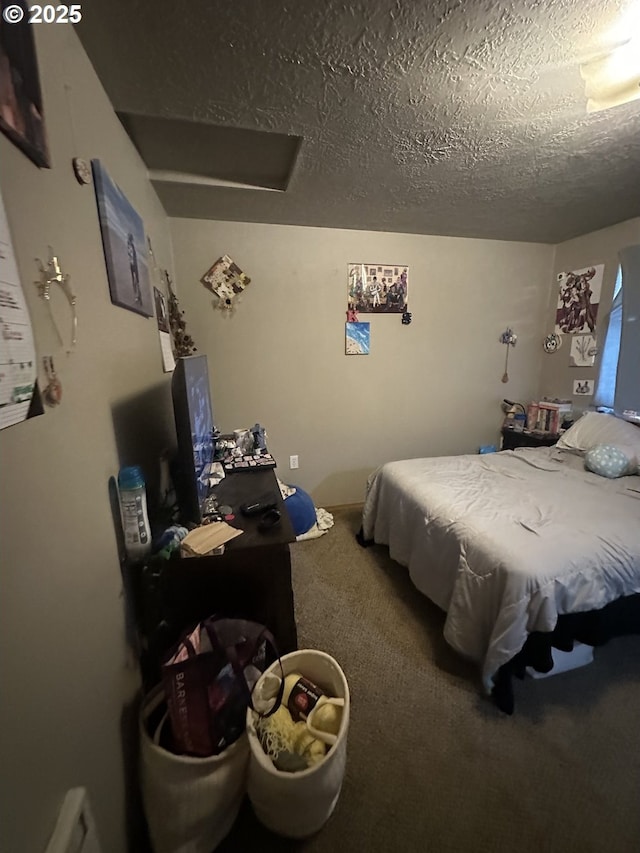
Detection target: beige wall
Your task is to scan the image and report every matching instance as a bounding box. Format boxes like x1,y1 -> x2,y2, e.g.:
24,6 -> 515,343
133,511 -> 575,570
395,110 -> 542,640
540,218 -> 640,411
170,219 -> 555,505
4,25 -> 636,853
0,27 -> 174,853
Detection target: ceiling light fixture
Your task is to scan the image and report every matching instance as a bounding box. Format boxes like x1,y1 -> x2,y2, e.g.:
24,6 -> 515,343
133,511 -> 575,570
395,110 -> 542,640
581,37 -> 640,113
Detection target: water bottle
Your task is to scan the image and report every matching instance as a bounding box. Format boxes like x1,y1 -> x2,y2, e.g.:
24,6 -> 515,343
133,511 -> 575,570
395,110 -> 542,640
118,465 -> 152,561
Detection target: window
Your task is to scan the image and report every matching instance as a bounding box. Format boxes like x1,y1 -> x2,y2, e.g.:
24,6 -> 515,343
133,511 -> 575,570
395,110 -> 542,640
595,243 -> 640,415
594,266 -> 622,409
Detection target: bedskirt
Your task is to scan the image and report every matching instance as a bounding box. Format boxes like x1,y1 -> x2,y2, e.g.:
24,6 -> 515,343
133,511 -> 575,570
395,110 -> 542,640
357,525 -> 640,713
492,593 -> 640,713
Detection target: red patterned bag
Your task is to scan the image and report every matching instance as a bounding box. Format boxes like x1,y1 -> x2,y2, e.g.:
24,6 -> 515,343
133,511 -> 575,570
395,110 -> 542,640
161,616 -> 283,757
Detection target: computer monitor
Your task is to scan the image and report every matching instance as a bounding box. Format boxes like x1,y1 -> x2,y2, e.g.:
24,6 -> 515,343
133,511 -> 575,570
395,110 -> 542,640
171,355 -> 216,524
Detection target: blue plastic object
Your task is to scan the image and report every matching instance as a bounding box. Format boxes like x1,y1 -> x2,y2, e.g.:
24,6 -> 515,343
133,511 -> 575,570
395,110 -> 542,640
283,487 -> 317,536
118,465 -> 145,490
479,445 -> 497,454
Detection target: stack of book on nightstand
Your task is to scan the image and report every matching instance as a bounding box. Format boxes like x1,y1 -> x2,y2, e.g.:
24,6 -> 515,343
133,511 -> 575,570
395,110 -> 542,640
526,399 -> 572,434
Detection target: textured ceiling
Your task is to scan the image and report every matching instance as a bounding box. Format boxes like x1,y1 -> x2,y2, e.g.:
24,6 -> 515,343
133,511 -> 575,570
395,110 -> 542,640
77,0 -> 640,243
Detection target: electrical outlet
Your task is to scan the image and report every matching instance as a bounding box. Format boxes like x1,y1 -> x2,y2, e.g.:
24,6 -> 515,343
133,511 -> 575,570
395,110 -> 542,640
289,455 -> 299,469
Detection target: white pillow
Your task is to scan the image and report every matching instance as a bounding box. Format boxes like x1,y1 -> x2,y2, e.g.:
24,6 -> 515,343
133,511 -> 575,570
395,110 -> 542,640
557,412 -> 640,457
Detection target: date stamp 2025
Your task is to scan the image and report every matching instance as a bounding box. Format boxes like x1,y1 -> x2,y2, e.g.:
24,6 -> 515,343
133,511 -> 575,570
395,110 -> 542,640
2,4 -> 82,24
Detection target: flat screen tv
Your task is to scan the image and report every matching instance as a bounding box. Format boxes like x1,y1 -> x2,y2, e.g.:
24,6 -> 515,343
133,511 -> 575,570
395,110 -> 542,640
171,355 -> 216,524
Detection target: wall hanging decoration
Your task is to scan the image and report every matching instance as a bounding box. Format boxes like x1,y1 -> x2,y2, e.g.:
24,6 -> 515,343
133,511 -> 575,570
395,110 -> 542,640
0,182 -> 42,429
346,309 -> 358,323
148,238 -> 175,371
91,159 -> 153,317
153,286 -> 169,332
499,328 -> 517,383
201,255 -> 251,312
345,321 -> 370,355
543,332 -> 562,354
72,156 -> 91,186
42,355 -> 62,406
35,248 -> 77,352
569,334 -> 597,367
402,312 -> 412,325
555,265 -> 603,334
573,379 -> 594,396
154,286 -> 175,372
62,82 -> 91,185
166,272 -> 197,357
348,263 -> 408,314
0,9 -> 50,168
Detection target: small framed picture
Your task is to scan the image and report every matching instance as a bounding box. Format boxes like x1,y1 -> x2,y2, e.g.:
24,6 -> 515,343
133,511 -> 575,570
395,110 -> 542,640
569,335 -> 597,367
92,159 -> 153,317
346,321 -> 370,355
573,379 -> 594,396
0,6 -> 50,167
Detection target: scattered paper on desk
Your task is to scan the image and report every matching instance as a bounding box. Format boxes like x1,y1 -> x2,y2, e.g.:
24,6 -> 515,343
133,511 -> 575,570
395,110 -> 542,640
181,521 -> 243,556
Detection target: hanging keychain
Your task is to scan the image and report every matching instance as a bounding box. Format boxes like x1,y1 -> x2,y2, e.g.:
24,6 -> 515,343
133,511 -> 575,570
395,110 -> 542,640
35,249 -> 78,353
499,328 -> 517,383
42,356 -> 63,407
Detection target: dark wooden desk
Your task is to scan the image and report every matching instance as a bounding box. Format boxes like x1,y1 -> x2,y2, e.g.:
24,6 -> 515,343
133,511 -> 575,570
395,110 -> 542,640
501,428 -> 559,450
212,468 -> 295,549
136,468 -> 298,687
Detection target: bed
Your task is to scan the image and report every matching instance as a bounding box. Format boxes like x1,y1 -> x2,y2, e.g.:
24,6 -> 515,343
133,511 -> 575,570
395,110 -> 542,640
359,412 -> 640,712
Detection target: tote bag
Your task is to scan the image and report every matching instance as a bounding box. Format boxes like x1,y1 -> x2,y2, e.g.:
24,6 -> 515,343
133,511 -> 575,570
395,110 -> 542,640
161,616 -> 283,757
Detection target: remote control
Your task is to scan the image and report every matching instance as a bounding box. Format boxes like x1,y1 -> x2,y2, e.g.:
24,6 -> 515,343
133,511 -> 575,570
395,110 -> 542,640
240,491 -> 278,516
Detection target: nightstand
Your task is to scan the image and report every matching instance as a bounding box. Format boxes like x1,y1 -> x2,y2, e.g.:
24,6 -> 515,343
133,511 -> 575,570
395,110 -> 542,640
501,428 -> 559,450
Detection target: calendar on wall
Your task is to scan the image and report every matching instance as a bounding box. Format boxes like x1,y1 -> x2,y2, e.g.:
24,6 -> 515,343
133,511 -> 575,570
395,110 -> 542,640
0,184 -> 40,429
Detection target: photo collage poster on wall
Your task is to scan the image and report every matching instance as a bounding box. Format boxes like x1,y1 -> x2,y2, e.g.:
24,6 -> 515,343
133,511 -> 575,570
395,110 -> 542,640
348,263 -> 408,314
201,254 -> 251,311
345,262 -> 409,355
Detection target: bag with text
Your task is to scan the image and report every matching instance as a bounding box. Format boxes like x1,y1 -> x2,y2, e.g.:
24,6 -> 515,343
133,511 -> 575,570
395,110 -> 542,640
161,616 -> 283,757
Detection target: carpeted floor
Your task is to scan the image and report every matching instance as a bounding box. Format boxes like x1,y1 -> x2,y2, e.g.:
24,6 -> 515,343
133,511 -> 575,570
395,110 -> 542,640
219,506 -> 640,853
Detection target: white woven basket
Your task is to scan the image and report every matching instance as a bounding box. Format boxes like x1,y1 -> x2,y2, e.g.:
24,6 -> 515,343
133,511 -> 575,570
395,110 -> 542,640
246,649 -> 350,838
140,685 -> 249,853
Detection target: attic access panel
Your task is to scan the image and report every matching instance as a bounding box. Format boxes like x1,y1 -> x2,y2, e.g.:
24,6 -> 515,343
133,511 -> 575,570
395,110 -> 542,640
118,112 -> 301,191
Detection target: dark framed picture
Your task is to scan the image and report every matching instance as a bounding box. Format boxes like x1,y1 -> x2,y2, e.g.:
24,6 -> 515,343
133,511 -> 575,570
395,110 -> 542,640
91,159 -> 153,317
0,2 -> 50,167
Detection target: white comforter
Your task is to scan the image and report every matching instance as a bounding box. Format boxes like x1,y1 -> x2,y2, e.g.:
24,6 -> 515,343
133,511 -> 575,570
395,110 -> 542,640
361,447 -> 640,691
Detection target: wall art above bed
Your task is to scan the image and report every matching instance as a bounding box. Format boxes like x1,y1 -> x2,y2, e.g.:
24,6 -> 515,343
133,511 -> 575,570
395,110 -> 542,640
555,264 -> 603,335
569,334 -> 597,367
348,263 -> 408,314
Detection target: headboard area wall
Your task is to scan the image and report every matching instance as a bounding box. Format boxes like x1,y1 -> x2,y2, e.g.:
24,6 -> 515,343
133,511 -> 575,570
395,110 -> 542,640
540,217 -> 640,412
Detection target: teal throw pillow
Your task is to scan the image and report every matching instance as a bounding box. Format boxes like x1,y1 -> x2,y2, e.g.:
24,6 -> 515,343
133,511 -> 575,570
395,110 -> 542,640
584,444 -> 635,478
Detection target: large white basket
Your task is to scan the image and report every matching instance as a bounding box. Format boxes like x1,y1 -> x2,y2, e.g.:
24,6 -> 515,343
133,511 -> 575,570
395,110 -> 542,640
140,685 -> 249,853
246,649 -> 350,838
